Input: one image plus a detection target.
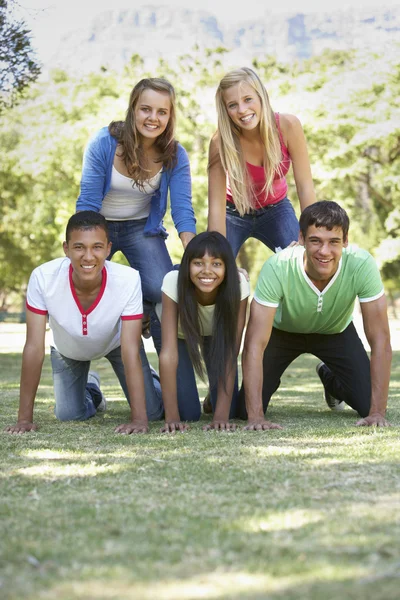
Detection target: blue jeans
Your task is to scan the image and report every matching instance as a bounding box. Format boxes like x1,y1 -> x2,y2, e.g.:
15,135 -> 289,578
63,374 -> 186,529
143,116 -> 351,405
107,218 -> 173,353
50,345 -> 163,422
175,337 -> 239,422
226,197 -> 300,257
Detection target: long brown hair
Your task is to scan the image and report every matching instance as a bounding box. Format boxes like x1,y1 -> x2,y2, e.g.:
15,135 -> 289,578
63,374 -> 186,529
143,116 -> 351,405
109,78 -> 177,185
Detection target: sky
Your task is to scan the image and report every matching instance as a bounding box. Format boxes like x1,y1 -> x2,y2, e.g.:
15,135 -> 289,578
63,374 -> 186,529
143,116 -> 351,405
14,0 -> 400,65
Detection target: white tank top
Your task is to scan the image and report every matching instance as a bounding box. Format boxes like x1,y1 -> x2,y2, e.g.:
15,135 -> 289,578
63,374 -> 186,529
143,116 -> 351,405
100,166 -> 162,220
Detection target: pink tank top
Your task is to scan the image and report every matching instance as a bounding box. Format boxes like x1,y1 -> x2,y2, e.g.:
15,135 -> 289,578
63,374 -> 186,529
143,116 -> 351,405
226,113 -> 291,209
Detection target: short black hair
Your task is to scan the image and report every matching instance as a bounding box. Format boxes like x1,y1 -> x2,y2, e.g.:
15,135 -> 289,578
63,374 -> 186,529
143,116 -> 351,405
66,211 -> 109,242
299,201 -> 350,240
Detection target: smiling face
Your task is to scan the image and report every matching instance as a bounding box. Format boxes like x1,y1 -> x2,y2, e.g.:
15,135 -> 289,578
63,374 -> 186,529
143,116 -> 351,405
189,253 -> 226,305
223,81 -> 262,132
134,88 -> 171,142
63,227 -> 112,288
300,225 -> 348,289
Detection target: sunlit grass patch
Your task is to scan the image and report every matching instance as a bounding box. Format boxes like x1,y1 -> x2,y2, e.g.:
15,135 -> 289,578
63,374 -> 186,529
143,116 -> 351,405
0,351 -> 399,600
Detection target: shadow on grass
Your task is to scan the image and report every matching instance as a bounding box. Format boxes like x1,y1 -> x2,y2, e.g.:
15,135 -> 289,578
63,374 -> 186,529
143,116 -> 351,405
1,352 -> 400,600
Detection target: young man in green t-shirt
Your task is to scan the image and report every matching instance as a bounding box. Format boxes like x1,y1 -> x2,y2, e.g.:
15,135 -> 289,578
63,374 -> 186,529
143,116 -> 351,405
240,201 -> 392,430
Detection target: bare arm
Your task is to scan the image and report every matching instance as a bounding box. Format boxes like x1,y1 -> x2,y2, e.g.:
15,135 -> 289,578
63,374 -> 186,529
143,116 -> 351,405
242,301 -> 282,430
115,319 -> 149,434
179,231 -> 196,249
5,310 -> 46,433
159,294 -> 189,433
204,297 -> 248,431
281,114 -> 316,212
356,295 -> 392,426
207,135 -> 228,236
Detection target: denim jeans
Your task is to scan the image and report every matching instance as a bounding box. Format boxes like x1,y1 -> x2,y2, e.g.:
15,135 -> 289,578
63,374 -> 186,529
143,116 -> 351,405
226,197 -> 300,257
50,344 -> 163,422
175,337 -> 239,422
106,218 -> 173,353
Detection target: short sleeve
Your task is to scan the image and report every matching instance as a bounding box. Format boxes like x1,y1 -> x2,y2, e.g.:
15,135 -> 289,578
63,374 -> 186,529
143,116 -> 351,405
239,272 -> 250,301
356,253 -> 384,302
253,259 -> 282,307
121,272 -> 144,320
26,268 -> 48,315
161,270 -> 179,303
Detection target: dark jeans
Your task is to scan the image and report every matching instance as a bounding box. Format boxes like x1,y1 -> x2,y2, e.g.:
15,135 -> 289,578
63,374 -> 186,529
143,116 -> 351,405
175,337 -> 239,422
107,218 -> 173,353
226,197 -> 300,257
236,322 -> 371,419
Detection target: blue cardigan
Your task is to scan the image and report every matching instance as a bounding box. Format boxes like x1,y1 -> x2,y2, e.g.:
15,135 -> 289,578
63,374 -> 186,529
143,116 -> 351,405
76,127 -> 196,237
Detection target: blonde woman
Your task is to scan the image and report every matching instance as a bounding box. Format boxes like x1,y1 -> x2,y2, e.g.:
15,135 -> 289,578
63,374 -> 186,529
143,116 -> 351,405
208,67 -> 316,256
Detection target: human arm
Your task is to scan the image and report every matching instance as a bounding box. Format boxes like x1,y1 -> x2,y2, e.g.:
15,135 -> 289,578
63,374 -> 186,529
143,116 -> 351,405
207,135 -> 228,236
242,301 -> 283,430
76,129 -> 114,212
169,144 -> 196,246
281,114 -> 316,212
159,293 -> 189,433
356,295 -> 392,427
114,319 -> 149,434
203,297 -> 248,431
179,231 -> 196,249
5,310 -> 46,434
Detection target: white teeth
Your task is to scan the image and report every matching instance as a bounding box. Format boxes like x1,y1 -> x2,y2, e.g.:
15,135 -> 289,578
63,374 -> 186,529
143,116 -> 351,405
145,124 -> 158,129
240,114 -> 254,123
200,278 -> 214,283
82,265 -> 95,269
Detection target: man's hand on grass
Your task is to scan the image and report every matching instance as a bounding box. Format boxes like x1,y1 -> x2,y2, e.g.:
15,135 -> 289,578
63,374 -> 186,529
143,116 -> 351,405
243,418 -> 283,431
114,421 -> 149,434
355,413 -> 391,427
160,421 -> 189,433
5,421 -> 38,434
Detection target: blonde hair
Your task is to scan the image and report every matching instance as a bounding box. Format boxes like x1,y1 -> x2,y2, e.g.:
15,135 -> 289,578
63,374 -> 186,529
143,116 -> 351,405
109,78 -> 177,187
215,67 -> 283,215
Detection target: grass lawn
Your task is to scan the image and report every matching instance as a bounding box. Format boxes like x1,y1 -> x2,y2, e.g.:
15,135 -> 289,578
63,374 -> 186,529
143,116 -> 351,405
1,349 -> 399,600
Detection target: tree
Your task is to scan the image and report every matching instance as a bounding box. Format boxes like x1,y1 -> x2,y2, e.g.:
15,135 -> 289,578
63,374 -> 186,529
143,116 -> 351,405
0,0 -> 40,112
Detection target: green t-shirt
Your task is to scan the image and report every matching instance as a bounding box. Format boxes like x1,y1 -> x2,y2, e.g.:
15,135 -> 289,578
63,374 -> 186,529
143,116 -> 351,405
254,245 -> 384,334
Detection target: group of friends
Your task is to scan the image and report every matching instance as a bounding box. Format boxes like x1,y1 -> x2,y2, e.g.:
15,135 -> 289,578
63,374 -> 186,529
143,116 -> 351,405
6,67 -> 392,435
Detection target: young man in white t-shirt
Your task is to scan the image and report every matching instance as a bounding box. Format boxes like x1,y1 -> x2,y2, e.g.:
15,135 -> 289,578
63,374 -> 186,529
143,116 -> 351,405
6,211 -> 162,435
239,201 -> 392,430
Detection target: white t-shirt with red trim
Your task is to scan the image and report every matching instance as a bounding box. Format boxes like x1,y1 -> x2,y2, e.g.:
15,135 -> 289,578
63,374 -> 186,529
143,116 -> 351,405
26,257 -> 143,360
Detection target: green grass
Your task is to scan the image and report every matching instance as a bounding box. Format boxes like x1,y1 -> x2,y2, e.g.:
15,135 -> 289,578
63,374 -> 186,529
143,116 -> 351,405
1,350 -> 399,600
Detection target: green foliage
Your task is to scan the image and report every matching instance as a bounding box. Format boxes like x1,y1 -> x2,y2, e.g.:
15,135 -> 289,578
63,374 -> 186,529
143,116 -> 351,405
0,0 -> 40,112
0,44 -> 399,304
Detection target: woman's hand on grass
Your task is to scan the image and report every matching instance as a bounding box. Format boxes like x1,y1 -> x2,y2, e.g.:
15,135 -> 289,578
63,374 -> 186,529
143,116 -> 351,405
114,421 -> 149,434
203,420 -> 237,431
243,419 -> 283,431
160,421 -> 189,433
5,421 -> 38,434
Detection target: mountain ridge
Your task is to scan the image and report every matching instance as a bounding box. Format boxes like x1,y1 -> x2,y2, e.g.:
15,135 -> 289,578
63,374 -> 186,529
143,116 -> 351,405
46,5 -> 400,74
